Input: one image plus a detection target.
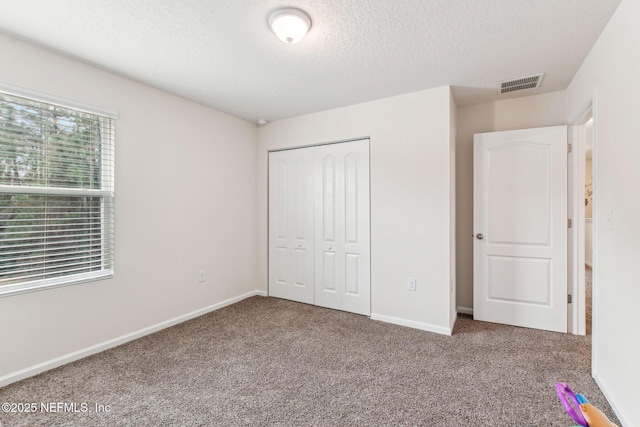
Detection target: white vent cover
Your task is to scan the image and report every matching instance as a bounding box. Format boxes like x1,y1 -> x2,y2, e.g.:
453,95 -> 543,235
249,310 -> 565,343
498,73 -> 544,94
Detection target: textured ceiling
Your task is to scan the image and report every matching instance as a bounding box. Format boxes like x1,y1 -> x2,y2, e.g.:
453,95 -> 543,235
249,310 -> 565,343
0,0 -> 621,123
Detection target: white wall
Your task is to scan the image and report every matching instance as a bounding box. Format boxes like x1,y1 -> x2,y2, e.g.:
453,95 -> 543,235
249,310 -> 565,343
566,0 -> 640,424
257,87 -> 456,334
455,92 -> 566,312
0,33 -> 259,384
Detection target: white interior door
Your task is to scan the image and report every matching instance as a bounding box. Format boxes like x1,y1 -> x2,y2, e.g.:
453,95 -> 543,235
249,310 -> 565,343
474,126 -> 568,332
314,139 -> 370,316
268,148 -> 315,305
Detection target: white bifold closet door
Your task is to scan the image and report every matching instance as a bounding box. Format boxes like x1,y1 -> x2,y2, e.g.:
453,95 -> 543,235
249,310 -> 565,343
313,141 -> 370,315
268,139 -> 370,316
268,147 -> 315,305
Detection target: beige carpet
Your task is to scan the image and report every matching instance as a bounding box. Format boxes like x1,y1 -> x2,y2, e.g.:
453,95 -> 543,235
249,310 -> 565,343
0,296 -> 617,426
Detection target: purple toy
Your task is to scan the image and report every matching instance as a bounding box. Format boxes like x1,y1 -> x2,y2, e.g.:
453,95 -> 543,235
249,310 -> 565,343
556,382 -> 589,427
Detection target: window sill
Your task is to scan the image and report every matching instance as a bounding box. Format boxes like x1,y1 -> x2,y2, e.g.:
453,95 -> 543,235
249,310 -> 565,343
0,271 -> 113,298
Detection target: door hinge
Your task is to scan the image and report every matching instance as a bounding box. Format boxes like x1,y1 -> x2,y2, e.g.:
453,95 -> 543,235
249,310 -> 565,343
568,143 -> 572,153
568,219 -> 573,228
568,294 -> 572,304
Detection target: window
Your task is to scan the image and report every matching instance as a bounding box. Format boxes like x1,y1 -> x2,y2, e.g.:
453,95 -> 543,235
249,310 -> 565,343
0,88 -> 115,296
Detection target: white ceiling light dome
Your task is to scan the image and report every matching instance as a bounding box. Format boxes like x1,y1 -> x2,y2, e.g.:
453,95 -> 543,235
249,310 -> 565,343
268,8 -> 311,44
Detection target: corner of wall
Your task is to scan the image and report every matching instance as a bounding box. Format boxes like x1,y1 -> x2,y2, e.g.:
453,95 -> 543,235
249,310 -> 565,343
449,87 -> 458,331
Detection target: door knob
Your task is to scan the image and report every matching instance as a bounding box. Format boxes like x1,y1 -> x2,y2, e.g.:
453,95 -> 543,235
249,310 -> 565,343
476,233 -> 484,240
297,243 -> 302,248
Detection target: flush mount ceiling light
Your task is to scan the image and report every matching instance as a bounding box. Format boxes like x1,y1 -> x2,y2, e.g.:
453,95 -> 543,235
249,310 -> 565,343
268,8 -> 311,44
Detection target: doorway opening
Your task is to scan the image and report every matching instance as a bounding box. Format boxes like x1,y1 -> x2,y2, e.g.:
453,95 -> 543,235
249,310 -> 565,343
568,103 -> 595,337
584,118 -> 593,335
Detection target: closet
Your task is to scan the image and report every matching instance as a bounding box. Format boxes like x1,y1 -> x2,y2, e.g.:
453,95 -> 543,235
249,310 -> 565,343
268,138 -> 371,316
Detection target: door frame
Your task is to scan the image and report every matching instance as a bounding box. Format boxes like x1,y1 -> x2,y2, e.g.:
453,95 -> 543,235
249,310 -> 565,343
566,92 -> 598,345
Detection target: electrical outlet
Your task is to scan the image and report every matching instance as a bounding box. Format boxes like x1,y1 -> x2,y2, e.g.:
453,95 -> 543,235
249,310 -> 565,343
198,270 -> 206,283
407,277 -> 416,291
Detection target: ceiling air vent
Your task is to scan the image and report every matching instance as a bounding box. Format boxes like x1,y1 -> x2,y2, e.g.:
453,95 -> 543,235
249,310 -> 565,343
498,73 -> 544,94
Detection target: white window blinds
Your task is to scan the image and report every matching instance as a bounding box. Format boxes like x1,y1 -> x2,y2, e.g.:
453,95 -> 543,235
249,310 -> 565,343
0,91 -> 115,296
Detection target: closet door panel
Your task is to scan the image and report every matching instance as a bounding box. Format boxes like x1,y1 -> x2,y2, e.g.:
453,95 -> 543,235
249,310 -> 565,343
315,139 -> 370,315
268,148 -> 314,304
322,155 -> 337,242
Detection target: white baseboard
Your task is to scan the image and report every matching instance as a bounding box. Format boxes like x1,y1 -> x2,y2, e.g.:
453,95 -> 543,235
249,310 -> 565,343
0,290 -> 267,388
456,306 -> 473,315
593,370 -> 630,427
371,313 -> 452,336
